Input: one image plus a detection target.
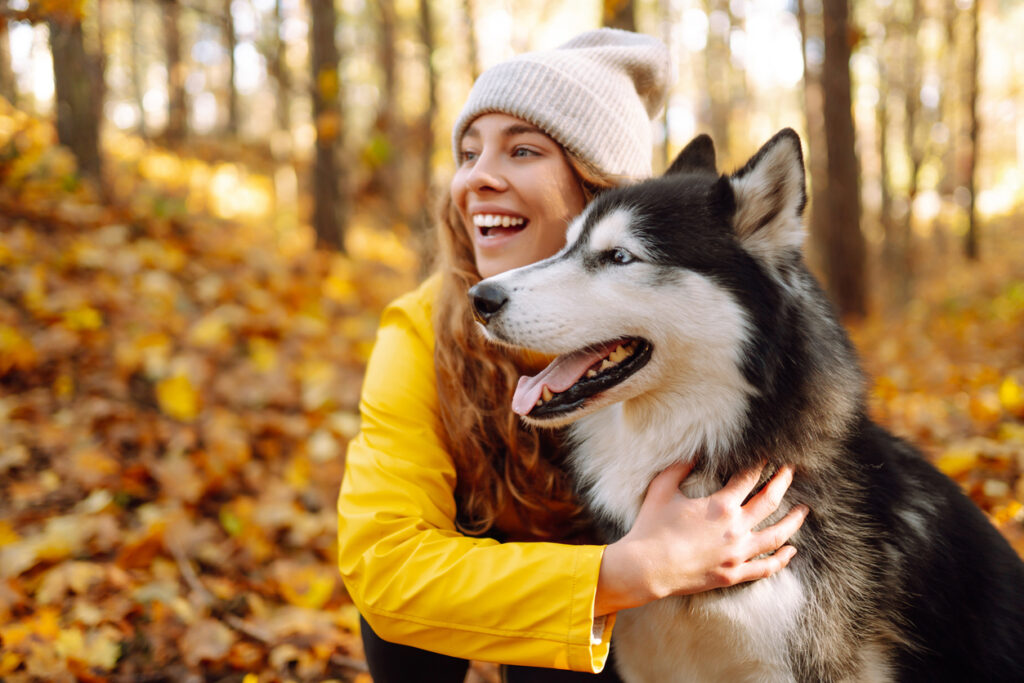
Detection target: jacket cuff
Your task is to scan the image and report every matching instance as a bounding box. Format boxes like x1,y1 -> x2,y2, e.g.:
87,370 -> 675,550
568,544 -> 617,672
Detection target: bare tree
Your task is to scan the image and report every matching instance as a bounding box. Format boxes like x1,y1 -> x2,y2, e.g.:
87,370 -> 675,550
310,0 -> 345,250
270,0 -> 290,133
796,0 -> 829,276
964,0 -> 981,260
48,11 -> 103,185
130,0 -> 148,138
821,0 -> 865,317
603,0 -> 636,31
163,0 -> 187,143
0,1 -> 17,105
223,0 -> 238,136
462,0 -> 479,81
417,0 -> 438,238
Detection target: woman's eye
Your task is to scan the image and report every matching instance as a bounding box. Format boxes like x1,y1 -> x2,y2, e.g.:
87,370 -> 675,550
512,147 -> 537,158
609,248 -> 635,265
459,150 -> 478,163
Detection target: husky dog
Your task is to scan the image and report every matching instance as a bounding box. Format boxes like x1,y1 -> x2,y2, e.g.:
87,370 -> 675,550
468,130 -> 1024,682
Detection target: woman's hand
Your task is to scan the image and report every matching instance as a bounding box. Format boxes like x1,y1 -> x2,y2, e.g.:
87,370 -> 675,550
594,461 -> 808,616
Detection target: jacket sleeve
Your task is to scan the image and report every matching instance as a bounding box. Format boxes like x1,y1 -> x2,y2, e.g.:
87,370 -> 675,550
337,295 -> 615,672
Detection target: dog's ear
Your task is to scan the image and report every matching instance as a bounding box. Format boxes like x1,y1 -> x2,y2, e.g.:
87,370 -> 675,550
729,128 -> 806,265
665,134 -> 716,176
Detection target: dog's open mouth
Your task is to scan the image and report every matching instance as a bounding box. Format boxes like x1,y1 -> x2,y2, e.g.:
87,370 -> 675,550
512,337 -> 652,419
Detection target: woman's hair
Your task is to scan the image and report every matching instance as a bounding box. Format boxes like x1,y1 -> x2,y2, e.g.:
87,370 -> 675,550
432,151 -> 620,540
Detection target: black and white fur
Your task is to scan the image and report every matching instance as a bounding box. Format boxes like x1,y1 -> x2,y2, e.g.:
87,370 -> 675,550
470,130 -> 1024,682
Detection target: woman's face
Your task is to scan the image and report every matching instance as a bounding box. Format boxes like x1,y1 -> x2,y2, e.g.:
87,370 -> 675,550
451,113 -> 586,278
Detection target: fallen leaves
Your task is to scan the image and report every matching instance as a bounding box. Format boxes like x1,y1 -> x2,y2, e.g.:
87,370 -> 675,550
2,97 -> 1023,680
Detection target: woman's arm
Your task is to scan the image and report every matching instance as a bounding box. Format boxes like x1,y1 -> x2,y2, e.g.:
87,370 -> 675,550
338,290 -> 613,672
594,462 -> 808,616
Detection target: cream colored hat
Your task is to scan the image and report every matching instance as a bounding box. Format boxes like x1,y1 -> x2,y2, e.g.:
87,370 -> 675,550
452,28 -> 671,181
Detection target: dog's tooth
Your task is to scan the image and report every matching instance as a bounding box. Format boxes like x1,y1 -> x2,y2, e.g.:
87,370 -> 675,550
600,359 -> 614,371
586,369 -> 597,379
610,346 -> 626,363
541,386 -> 553,401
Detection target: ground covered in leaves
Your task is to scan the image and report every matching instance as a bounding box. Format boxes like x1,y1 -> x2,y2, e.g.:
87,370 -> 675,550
1,100 -> 1023,681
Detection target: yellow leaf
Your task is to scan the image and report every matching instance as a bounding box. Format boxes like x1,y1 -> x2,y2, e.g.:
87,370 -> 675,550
189,313 -> 231,348
156,374 -> 200,421
998,377 -> 1024,413
335,603 -> 361,634
935,447 -> 978,478
0,520 -> 19,546
278,564 -> 336,610
0,324 -> 37,372
62,305 -> 103,331
248,337 -> 278,371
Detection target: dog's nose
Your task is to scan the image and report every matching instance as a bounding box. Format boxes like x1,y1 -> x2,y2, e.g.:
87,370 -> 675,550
468,282 -> 508,324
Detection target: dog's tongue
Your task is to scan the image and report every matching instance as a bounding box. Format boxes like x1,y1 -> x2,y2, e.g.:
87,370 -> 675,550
511,340 -> 620,415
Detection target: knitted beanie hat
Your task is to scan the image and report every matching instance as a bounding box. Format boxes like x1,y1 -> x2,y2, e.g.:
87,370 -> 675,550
452,28 -> 671,181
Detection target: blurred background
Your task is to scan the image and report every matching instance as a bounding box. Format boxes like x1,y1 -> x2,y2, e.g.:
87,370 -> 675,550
0,0 -> 1022,680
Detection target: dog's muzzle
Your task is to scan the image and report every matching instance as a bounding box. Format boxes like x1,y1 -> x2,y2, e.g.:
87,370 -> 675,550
468,282 -> 508,324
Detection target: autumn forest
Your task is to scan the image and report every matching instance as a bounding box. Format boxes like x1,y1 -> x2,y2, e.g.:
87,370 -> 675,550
1,0 -> 1023,680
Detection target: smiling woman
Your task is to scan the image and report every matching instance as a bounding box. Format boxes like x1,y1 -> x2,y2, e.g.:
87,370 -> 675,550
451,113 -> 586,278
337,28 -> 807,683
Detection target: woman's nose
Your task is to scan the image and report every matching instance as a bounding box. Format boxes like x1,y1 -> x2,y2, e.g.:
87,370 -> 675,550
466,153 -> 508,192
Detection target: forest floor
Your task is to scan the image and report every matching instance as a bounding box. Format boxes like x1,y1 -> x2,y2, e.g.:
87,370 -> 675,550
1,102 -> 1023,681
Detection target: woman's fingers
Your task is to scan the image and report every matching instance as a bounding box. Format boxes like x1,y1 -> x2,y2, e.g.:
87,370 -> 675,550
749,504 -> 809,557
729,545 -> 799,585
742,465 -> 795,522
645,460 -> 696,504
719,460 -> 767,503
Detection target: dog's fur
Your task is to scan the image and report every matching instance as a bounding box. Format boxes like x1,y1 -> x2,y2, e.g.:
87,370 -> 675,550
470,130 -> 1024,682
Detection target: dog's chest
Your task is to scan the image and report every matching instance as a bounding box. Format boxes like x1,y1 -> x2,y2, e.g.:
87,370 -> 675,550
613,570 -> 805,683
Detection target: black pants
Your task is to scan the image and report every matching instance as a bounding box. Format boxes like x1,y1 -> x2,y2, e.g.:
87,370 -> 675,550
360,616 -> 624,682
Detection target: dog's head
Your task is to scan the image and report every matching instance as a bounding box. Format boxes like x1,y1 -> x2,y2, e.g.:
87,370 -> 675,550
469,129 -> 807,428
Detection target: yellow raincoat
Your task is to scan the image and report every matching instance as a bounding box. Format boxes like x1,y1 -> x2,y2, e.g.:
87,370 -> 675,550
337,275 -> 615,672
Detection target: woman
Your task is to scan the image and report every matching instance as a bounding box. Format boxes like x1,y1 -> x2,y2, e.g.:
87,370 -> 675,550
337,29 -> 808,681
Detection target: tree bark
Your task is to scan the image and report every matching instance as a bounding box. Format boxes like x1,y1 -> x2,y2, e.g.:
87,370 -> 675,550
701,0 -> 732,161
796,0 -> 828,276
602,0 -> 636,32
163,0 -> 187,143
48,14 -> 102,185
964,0 -> 980,260
462,0 -> 479,81
130,0 -> 147,138
821,0 -> 865,317
0,1 -> 17,105
310,0 -> 345,250
271,0 -> 290,133
417,0 -> 437,240
223,0 -> 238,136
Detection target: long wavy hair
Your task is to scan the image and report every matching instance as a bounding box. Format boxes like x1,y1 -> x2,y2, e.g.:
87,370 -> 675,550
432,150 -> 620,540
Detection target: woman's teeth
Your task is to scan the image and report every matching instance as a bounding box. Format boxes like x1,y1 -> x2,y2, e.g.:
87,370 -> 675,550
473,214 -> 526,229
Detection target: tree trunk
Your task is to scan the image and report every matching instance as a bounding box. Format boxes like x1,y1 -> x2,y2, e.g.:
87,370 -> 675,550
796,0 -> 829,277
130,0 -> 147,138
366,0 -> 397,208
223,0 -> 238,136
602,0 -> 636,32
271,0 -> 290,132
462,0 -> 479,81
0,1 -> 17,105
310,0 -> 345,251
821,0 -> 865,317
964,0 -> 980,260
896,0 -> 923,304
48,14 -> 102,185
417,0 -> 437,241
702,0 -> 732,162
164,0 -> 187,143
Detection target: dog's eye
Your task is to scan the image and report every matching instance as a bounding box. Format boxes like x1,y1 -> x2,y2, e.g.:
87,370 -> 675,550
608,248 -> 635,265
